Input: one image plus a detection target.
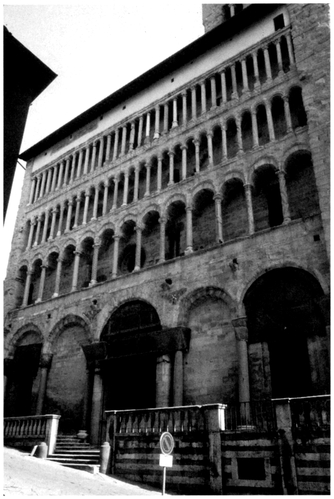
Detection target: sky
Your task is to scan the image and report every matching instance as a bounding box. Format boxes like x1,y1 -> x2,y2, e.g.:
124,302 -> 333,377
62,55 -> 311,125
2,1 -> 205,279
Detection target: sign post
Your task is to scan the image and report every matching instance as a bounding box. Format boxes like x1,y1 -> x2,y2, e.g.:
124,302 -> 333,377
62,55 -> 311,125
159,432 -> 174,495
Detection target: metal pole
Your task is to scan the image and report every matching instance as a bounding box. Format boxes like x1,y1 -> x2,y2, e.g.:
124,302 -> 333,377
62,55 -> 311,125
162,466 -> 166,495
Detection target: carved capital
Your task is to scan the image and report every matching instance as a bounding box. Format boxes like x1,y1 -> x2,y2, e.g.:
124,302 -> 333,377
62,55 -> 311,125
232,317 -> 248,341
39,353 -> 53,368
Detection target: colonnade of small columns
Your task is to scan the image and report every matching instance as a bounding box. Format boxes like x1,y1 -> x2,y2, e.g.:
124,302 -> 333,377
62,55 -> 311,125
24,84 -> 306,252
28,27 -> 295,206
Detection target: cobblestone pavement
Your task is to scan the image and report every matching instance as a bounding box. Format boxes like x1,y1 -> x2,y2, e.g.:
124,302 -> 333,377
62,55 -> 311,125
3,447 -> 169,496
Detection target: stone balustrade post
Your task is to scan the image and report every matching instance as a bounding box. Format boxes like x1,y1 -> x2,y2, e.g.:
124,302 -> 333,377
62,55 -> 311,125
202,404 -> 226,494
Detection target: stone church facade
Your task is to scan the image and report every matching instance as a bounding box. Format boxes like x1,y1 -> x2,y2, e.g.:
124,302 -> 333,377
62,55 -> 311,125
4,2 -> 330,461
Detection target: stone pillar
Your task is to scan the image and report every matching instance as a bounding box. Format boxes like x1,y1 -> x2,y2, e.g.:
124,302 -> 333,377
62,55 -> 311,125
71,250 -> 81,292
207,131 -> 214,166
137,116 -> 144,146
90,365 -> 103,445
112,235 -> 120,278
252,51 -> 260,87
144,163 -> 151,197
49,208 -> 58,240
41,211 -> 49,244
154,106 -> 160,138
231,63 -> 238,99
210,76 -> 217,109
275,39 -> 283,75
77,150 -> 84,178
185,206 -> 193,254
92,188 -> 99,220
98,137 -> 104,168
102,181 -> 109,215
73,195 -> 81,229
221,123 -> 227,160
45,168 -> 52,195
214,194 -> 224,243
129,121 -> 136,150
56,161 -> 64,189
156,355 -> 172,407
34,175 -> 41,202
91,142 -> 97,171
221,70 -> 227,104
52,257 -> 63,298
29,177 -> 36,204
173,350 -> 183,406
63,158 -> 70,186
163,103 -> 169,134
4,358 -> 14,400
241,58 -> 249,93
56,203 -> 65,236
27,218 -> 36,250
145,111 -> 151,143
83,146 -> 90,175
265,100 -> 275,141
283,96 -> 293,132
90,241 -> 100,286
201,82 -> 207,114
277,170 -> 291,223
111,176 -> 119,210
236,116 -> 243,154
83,191 -> 90,224
122,172 -> 129,206
191,86 -> 196,119
244,184 -> 255,235
36,264 -> 47,303
39,172 -> 47,198
182,91 -> 187,124
22,270 -> 32,307
232,317 -> 251,424
36,353 -> 53,415
111,130 -> 119,161
51,165 -> 58,192
69,156 -> 76,183
193,139 -> 200,173
264,46 -> 272,81
105,133 -> 112,162
33,216 -> 42,246
157,156 -> 162,192
159,217 -> 166,263
65,199 -> 74,232
286,32 -> 295,66
202,404 -> 226,494
181,145 -> 187,180
172,98 -> 178,128
121,126 -> 127,156
168,151 -> 174,185
134,165 -> 140,201
134,226 -> 142,271
251,108 -> 259,148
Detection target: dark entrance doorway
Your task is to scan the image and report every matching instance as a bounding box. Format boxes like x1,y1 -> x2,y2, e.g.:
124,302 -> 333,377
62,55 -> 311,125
244,267 -> 326,398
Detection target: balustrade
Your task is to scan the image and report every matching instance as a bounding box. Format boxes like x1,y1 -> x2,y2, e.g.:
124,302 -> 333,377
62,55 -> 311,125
4,414 -> 60,453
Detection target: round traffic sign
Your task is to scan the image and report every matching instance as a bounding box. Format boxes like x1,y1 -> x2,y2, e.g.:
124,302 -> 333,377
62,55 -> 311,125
159,432 -> 174,455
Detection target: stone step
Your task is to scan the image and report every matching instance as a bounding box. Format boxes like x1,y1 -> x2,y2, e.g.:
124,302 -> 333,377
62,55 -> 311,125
48,456 -> 99,464
52,452 -> 100,458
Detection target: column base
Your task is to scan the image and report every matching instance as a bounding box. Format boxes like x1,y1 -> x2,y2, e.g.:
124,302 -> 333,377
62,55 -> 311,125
185,247 -> 193,255
52,293 -> 59,298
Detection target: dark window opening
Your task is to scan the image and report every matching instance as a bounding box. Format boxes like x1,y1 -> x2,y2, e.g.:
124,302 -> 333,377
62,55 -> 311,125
238,458 -> 266,480
274,14 -> 285,31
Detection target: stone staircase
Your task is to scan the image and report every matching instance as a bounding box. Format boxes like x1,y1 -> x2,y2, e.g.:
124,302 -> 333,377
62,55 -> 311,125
47,434 -> 100,474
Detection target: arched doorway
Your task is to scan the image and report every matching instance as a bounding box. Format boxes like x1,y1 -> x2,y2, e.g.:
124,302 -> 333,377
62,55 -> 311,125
244,268 -> 328,399
100,301 -> 161,410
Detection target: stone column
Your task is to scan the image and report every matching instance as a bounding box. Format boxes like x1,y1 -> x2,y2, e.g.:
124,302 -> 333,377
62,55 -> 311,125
163,103 -> 169,134
232,317 -> 251,424
265,100 -> 275,141
251,108 -> 259,148
36,353 -> 53,415
111,176 -> 119,210
39,172 -> 47,198
191,86 -> 196,119
27,218 -> 36,250
277,170 -> 291,223
83,191 -> 90,224
128,121 -> 135,150
144,163 -> 151,197
51,165 -> 58,192
105,133 -> 112,161
112,129 -> 119,161
221,70 -> 227,104
56,161 -> 64,189
92,188 -> 99,220
112,235 -> 120,278
22,270 -> 32,307
4,358 -> 14,401
241,58 -> 249,93
221,123 -> 227,160
200,82 -> 206,114
172,98 -> 178,128
71,250 -> 81,292
90,365 -> 103,445
83,146 -> 90,174
173,350 -> 183,406
34,175 -> 42,202
90,241 -> 101,286
283,96 -> 293,132
185,206 -> 193,254
156,355 -> 172,407
41,211 -> 49,244
157,156 -> 162,192
102,181 -> 109,216
134,165 -> 140,201
120,126 -> 127,156
63,158 -> 70,186
207,131 -> 214,167
210,76 -> 217,109
76,150 -> 84,178
214,194 -> 224,243
264,46 -> 272,81
69,156 -> 76,183
52,257 -> 63,298
286,32 -> 295,66
73,195 -> 81,229
181,145 -> 187,180
236,116 -> 243,154
137,116 -> 144,145
168,151 -> 174,185
56,203 -> 65,236
65,199 -> 74,232
275,39 -> 284,75
33,216 -> 42,246
244,184 -> 255,235
154,106 -> 160,138
49,208 -> 58,240
159,217 -> 166,263
45,169 -> 52,195
134,226 -> 142,271
91,142 -> 97,171
122,172 -> 129,206
98,137 -> 104,168
252,51 -> 260,87
145,111 -> 151,143
193,139 -> 200,173
231,63 -> 238,99
29,177 -> 37,205
36,264 -> 47,303
182,91 -> 187,124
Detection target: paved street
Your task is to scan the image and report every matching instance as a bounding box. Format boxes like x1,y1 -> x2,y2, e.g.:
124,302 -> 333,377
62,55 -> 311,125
3,447 -> 168,496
